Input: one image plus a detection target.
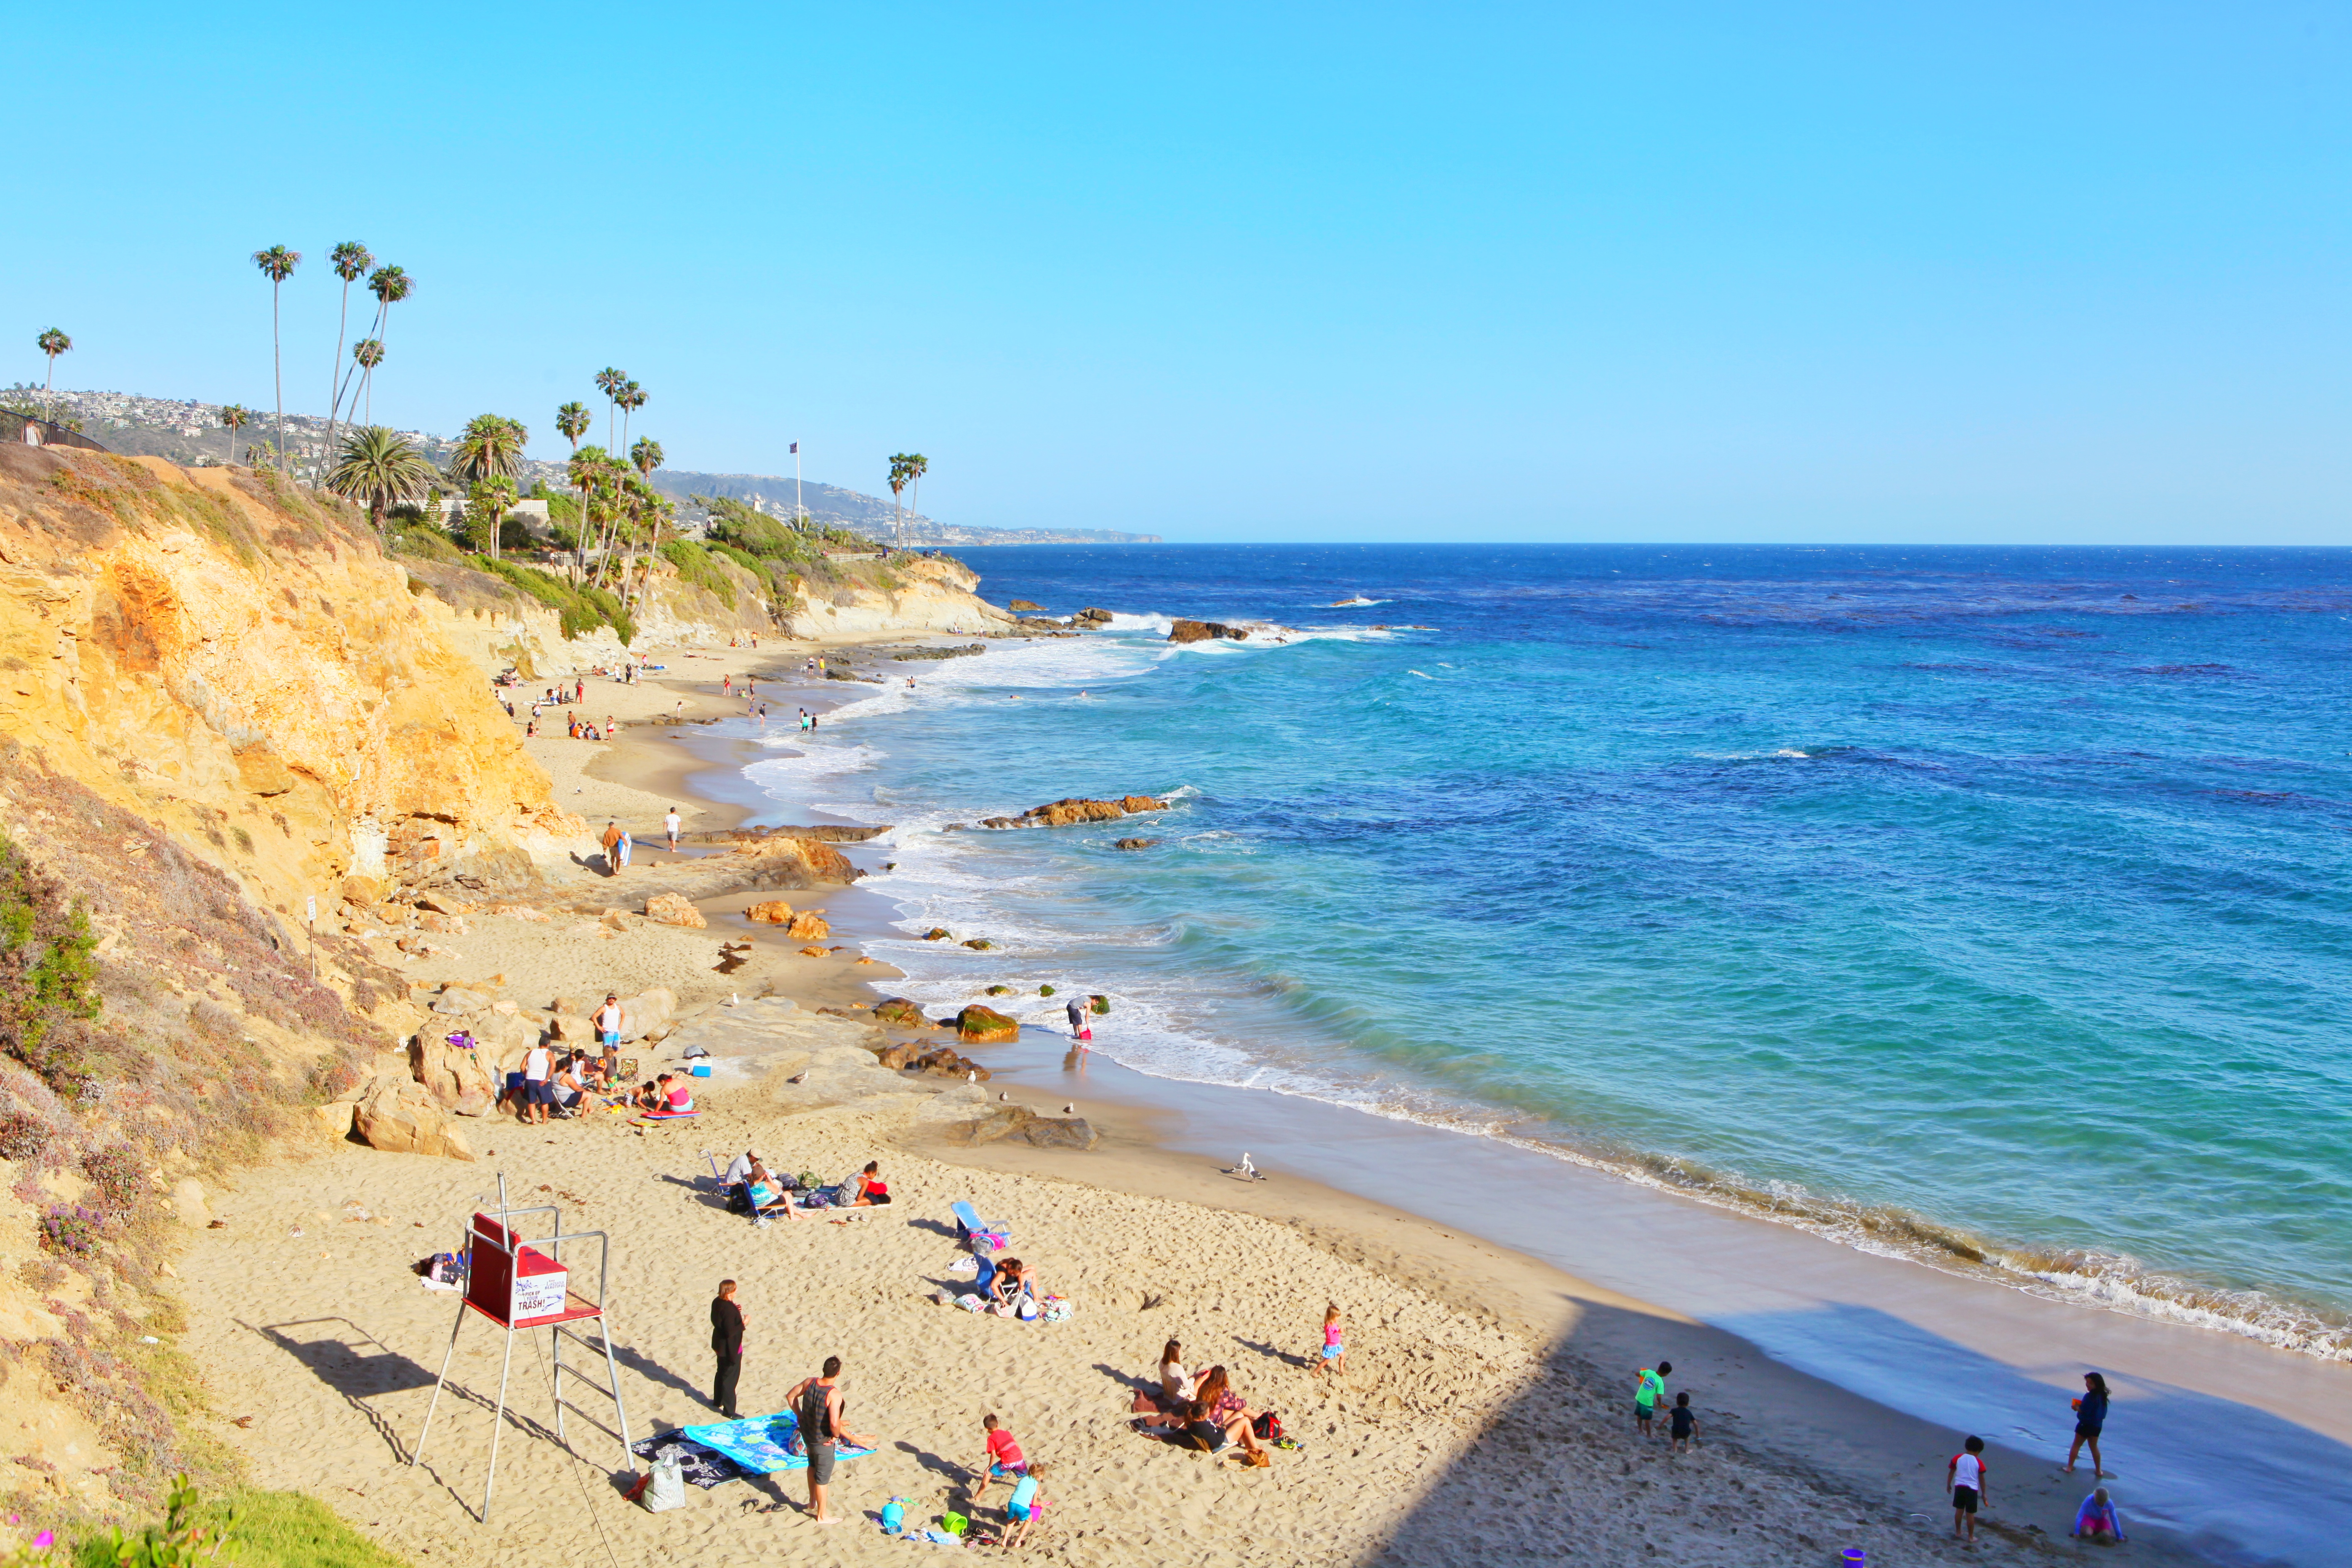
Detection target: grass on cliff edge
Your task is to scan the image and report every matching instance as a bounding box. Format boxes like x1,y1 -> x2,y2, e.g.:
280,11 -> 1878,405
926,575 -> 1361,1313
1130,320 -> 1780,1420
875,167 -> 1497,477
72,1488 -> 411,1568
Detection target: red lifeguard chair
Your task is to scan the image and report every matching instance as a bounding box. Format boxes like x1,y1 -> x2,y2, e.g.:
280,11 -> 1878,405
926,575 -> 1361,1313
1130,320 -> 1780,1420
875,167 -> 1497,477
411,1175 -> 636,1520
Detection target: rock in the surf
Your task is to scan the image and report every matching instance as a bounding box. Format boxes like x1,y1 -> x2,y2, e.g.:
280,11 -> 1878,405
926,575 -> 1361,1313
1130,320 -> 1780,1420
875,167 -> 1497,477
1168,619 -> 1247,643
956,1004 -> 1020,1043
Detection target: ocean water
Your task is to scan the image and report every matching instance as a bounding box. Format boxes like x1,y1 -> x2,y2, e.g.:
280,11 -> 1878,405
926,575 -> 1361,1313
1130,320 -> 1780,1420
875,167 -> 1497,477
745,544 -> 2352,1358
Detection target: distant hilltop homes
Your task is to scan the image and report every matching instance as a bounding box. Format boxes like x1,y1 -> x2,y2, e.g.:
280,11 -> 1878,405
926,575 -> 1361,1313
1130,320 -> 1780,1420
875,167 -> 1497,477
7,385 -> 1161,546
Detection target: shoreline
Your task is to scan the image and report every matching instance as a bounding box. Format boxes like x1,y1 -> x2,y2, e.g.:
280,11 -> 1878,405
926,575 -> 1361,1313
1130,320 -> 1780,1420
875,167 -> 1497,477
160,631 -> 2339,1566
679,633 -> 2352,1566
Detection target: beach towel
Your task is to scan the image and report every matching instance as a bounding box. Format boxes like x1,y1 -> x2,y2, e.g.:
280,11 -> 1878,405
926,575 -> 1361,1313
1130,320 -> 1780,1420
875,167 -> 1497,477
629,1431 -> 747,1489
681,1411 -> 876,1475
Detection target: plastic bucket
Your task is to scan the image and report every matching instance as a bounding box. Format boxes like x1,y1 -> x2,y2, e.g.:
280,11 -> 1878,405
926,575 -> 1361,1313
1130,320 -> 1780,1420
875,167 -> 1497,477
1843,1551 -> 1867,1568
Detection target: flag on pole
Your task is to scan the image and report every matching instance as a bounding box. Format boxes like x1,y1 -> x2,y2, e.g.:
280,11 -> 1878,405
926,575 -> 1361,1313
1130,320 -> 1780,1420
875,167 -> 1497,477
790,442 -> 799,453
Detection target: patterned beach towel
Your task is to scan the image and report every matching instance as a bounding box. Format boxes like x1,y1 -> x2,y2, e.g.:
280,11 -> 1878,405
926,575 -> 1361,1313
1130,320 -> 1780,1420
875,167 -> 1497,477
681,1411 -> 876,1475
627,1431 -> 746,1489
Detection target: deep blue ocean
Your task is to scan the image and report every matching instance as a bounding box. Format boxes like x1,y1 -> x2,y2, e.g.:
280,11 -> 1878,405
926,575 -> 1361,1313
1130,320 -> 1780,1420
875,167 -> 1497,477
747,544 -> 2352,1356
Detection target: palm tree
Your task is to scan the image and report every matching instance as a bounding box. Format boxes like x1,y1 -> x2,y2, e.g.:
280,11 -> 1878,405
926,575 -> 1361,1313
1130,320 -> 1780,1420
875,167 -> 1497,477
251,245 -> 300,474
349,340 -> 385,421
448,415 -> 530,558
619,381 -> 646,451
594,367 -> 627,450
887,453 -> 917,547
629,436 -> 663,479
325,426 -> 437,549
323,241 -> 374,461
906,453 -> 928,548
360,266 -> 412,421
35,329 -> 71,423
557,401 -> 591,579
218,404 -> 248,465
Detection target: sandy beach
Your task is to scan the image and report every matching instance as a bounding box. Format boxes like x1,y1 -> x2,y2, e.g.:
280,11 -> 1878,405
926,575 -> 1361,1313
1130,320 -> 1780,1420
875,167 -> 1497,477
162,639 -> 2304,1567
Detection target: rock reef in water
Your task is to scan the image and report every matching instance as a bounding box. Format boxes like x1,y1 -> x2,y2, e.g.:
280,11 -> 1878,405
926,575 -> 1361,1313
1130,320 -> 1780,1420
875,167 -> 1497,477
955,1004 -> 1020,1043
978,796 -> 1168,830
1168,619 -> 1247,643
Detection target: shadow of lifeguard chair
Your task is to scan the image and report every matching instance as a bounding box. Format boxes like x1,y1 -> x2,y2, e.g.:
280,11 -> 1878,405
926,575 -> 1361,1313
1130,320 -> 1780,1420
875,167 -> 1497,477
411,1174 -> 636,1521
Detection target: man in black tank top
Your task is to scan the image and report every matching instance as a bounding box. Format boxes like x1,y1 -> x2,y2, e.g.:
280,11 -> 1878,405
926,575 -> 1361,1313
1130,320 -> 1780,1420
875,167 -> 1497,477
784,1355 -> 878,1524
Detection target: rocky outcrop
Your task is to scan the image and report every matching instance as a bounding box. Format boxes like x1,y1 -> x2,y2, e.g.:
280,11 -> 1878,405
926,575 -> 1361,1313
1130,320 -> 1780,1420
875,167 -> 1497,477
942,1105 -> 1098,1149
745,899 -> 794,924
872,997 -> 928,1027
587,836 -> 860,906
354,1072 -> 476,1159
1072,607 -> 1113,627
773,554 -> 1012,639
409,1032 -> 497,1116
881,1043 -> 991,1080
978,796 -> 1169,830
644,892 -> 706,928
956,1004 -> 1020,1043
1115,837 -> 1157,851
680,824 -> 889,846
786,911 -> 831,940
1168,619 -> 1247,643
1008,599 -> 1046,612
895,643 -> 986,662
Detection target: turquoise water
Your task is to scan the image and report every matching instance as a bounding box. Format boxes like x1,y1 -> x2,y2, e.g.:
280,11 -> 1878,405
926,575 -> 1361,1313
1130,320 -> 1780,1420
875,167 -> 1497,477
745,545 -> 2352,1356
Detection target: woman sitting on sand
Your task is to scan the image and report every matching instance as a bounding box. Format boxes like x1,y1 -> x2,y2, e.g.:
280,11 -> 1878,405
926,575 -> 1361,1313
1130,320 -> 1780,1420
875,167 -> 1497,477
1159,1340 -> 1193,1407
745,1160 -> 798,1219
989,1258 -> 1039,1316
1192,1366 -> 1255,1428
846,1161 -> 890,1206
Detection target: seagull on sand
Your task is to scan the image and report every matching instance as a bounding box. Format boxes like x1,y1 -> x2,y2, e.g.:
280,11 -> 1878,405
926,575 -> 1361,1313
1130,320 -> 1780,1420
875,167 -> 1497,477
1061,1104 -> 1074,1115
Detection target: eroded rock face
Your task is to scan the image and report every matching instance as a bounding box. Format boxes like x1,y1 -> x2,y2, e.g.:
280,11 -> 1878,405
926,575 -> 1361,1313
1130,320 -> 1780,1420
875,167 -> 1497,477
1168,619 -> 1247,643
644,892 -> 707,928
956,1004 -> 1019,1043
410,1030 -> 498,1113
355,1073 -> 476,1160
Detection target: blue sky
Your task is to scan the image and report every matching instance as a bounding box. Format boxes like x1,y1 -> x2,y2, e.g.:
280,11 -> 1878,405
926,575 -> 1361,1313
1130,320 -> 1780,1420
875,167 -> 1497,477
5,3 -> 2347,543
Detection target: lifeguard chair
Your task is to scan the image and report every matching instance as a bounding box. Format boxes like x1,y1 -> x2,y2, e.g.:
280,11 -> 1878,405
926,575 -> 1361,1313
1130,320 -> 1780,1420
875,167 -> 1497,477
412,1175 -> 636,1520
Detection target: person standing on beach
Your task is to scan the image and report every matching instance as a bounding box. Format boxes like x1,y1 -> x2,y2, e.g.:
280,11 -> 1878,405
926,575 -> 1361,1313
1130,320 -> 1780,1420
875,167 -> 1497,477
2066,1372 -> 2111,1478
1668,1391 -> 1698,1453
1948,1435 -> 1989,1544
665,806 -> 682,852
1311,1302 -> 1346,1377
710,1280 -> 745,1419
596,993 -> 623,1078
521,1040 -> 553,1125
1065,995 -> 1088,1042
785,1356 -> 878,1525
1634,1360 -> 1671,1440
600,820 -> 621,874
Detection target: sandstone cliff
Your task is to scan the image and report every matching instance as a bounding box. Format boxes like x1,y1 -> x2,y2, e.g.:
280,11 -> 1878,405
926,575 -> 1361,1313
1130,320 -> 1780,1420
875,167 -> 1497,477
0,445 -> 579,918
775,553 -> 1011,639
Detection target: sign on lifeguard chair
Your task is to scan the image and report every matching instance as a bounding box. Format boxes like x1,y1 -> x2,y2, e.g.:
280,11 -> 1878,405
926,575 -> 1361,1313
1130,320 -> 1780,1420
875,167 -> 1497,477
466,1213 -> 572,1325
413,1175 -> 635,1521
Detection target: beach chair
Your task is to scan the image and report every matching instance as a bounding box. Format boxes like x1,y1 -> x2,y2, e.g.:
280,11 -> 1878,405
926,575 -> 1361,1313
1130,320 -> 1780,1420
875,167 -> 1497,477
952,1201 -> 1009,1255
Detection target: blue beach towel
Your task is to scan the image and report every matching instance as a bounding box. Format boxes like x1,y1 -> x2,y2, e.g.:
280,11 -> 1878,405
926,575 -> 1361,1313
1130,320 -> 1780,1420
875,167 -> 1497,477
681,1411 -> 876,1475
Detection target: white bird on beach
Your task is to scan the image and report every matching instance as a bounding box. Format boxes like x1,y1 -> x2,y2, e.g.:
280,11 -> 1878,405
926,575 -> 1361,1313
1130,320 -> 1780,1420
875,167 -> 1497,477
1061,1104 -> 1074,1115
998,1091 -> 1010,1102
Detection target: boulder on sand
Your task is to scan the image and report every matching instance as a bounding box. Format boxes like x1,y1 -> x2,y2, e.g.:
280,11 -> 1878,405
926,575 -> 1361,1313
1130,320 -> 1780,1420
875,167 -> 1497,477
943,1105 -> 1097,1148
956,1004 -> 1019,1044
354,1074 -> 476,1160
745,899 -> 794,924
786,911 -> 831,940
872,997 -> 927,1027
410,1030 -> 497,1114
645,893 -> 707,928
614,988 -> 677,1042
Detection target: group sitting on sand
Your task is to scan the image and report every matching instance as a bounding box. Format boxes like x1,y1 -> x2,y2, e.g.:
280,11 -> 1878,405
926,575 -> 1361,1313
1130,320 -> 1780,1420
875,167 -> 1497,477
718,1151 -> 892,1226
1128,1340 -> 1285,1462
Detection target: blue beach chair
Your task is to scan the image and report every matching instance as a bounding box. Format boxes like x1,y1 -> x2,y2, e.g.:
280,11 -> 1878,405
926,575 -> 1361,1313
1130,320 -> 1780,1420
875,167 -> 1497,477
952,1200 -> 1009,1255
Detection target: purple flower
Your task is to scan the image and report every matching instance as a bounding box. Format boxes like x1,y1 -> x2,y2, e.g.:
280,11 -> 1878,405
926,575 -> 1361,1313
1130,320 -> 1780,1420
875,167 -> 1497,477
32,1531 -> 53,1549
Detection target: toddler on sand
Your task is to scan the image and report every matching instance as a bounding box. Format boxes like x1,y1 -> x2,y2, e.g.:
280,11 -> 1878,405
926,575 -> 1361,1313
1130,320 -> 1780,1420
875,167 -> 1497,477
1669,1390 -> 1699,1453
1311,1303 -> 1346,1376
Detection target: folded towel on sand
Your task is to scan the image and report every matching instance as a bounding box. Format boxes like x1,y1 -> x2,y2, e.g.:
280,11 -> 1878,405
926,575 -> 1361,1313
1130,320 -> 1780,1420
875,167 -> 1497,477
629,1432 -> 746,1489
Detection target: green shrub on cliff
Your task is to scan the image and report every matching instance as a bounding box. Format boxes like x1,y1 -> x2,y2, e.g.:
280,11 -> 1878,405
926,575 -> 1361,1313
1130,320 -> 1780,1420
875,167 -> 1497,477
468,556 -> 636,644
658,540 -> 738,607
0,832 -> 102,1094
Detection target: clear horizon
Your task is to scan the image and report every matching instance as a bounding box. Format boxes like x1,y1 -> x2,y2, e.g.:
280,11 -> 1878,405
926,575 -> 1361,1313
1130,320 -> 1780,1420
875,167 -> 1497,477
5,3 -> 2347,547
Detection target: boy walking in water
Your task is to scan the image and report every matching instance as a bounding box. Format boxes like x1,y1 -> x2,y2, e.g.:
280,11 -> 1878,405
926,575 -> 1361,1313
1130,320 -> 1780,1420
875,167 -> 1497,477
1948,1435 -> 1989,1544
1634,1360 -> 1671,1440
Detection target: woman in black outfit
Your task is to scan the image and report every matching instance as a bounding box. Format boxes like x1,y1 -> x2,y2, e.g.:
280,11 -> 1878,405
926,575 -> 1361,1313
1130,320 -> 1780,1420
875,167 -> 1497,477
2065,1371 -> 2110,1478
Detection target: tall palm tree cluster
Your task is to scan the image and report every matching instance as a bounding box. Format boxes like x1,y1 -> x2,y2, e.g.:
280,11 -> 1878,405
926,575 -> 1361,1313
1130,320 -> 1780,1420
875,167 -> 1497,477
241,239 -> 414,480
448,413 -> 530,558
887,452 -> 927,546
